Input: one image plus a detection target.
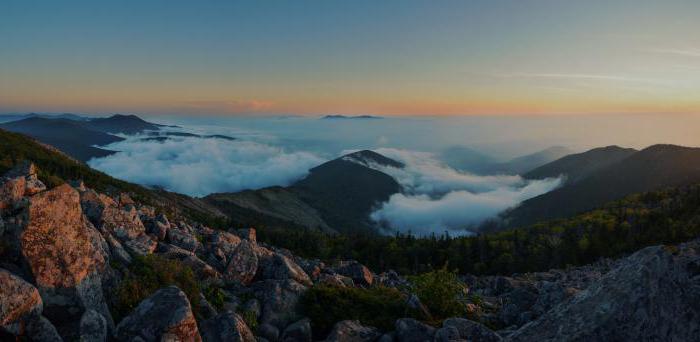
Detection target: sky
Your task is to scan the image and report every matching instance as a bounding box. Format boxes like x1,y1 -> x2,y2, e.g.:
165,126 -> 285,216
1,0 -> 700,116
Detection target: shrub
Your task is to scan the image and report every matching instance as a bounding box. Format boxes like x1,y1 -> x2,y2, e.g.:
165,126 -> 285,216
111,255 -> 200,322
408,266 -> 469,320
301,284 -> 419,338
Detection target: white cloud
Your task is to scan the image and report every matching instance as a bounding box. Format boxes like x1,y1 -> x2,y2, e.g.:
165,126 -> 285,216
344,148 -> 562,236
88,135 -> 325,197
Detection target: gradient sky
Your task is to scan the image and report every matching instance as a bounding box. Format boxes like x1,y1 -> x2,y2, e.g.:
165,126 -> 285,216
1,0 -> 699,116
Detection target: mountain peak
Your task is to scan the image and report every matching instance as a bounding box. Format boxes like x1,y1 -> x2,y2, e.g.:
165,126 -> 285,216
342,150 -> 404,168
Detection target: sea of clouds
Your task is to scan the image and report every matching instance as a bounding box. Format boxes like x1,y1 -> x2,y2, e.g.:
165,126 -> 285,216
345,148 -> 562,236
87,118 -> 562,235
88,135 -> 325,197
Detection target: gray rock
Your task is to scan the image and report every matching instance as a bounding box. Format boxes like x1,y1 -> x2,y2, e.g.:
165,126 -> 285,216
0,268 -> 43,326
79,309 -> 107,342
200,311 -> 255,342
509,242 -> 700,341
324,320 -> 382,342
395,318 -> 435,342
226,240 -> 259,285
438,318 -> 501,342
281,318 -> 312,342
262,254 -> 313,286
167,226 -> 200,252
115,286 -> 201,342
254,279 -> 308,330
258,323 -> 280,342
26,315 -> 63,342
336,261 -> 373,287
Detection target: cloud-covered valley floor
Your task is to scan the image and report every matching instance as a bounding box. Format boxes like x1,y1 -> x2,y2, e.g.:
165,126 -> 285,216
88,122 -> 562,236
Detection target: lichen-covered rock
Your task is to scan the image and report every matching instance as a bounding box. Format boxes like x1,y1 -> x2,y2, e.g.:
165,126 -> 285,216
262,254 -> 312,286
20,184 -> 112,328
394,318 -> 435,342
115,286 -> 201,342
324,320 -> 381,342
318,273 -> 355,287
336,261 -> 373,287
123,234 -> 158,256
167,226 -> 200,252
157,243 -> 220,279
281,318 -> 312,342
80,309 -> 108,342
199,311 -> 255,342
0,162 -> 45,211
237,227 -> 257,243
225,240 -> 259,285
254,279 -> 308,330
0,268 -> 42,326
101,205 -> 146,240
0,174 -> 26,211
508,242 -> 700,341
435,318 -> 501,342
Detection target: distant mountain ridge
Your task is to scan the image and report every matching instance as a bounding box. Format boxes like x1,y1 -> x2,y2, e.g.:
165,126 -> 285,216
321,115 -> 383,120
503,144 -> 700,227
0,114 -> 163,161
441,145 -> 573,175
524,145 -> 638,184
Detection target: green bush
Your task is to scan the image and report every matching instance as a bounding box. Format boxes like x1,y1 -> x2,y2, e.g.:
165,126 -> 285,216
408,266 -> 469,320
111,255 -> 200,322
301,284 -> 420,338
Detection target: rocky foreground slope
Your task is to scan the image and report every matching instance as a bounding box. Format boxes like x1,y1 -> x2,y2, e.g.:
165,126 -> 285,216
1,162 -> 699,341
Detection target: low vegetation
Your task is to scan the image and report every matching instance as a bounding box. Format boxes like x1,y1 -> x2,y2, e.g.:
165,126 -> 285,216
257,185 -> 700,276
111,255 -> 200,322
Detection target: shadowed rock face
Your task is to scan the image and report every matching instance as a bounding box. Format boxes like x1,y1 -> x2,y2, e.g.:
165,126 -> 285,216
507,241 -> 700,341
0,268 -> 43,326
115,286 -> 201,342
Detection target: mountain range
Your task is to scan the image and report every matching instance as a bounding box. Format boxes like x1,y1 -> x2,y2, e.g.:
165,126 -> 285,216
504,144 -> 700,227
0,114 -> 163,161
441,145 -> 573,175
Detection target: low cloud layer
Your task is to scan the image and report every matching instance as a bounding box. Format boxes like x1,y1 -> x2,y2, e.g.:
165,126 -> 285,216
88,135 -> 325,197
352,148 -> 561,236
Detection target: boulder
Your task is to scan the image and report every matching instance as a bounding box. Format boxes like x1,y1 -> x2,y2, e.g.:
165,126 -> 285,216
281,318 -> 312,342
336,261 -> 373,287
167,226 -> 200,253
123,234 -> 158,256
0,174 -> 26,211
509,242 -> 700,341
0,268 -> 42,326
394,318 -> 435,342
0,162 -> 45,211
79,309 -> 108,342
318,273 -> 354,287
104,232 -> 132,265
225,240 -> 259,285
237,228 -> 257,242
262,254 -> 313,286
26,315 -> 63,342
258,323 -> 280,342
101,205 -> 146,240
254,279 -> 308,330
19,184 -> 112,329
199,311 -> 255,342
115,286 -> 201,342
324,320 -> 381,342
157,243 -> 220,279
435,318 -> 501,342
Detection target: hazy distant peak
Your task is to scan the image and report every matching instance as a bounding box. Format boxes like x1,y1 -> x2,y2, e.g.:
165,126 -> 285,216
342,150 -> 405,168
321,114 -> 383,120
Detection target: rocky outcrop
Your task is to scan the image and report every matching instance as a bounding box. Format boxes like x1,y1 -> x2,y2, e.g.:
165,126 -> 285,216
281,318 -> 312,342
0,268 -> 42,326
255,279 -> 308,330
435,318 -> 501,342
225,240 -> 259,285
19,184 -> 112,332
336,261 -> 373,287
79,309 -> 108,342
262,254 -> 313,286
199,311 -> 255,342
395,318 -> 435,342
0,162 -> 45,211
115,286 -> 201,342
324,320 -> 381,342
507,242 -> 700,341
